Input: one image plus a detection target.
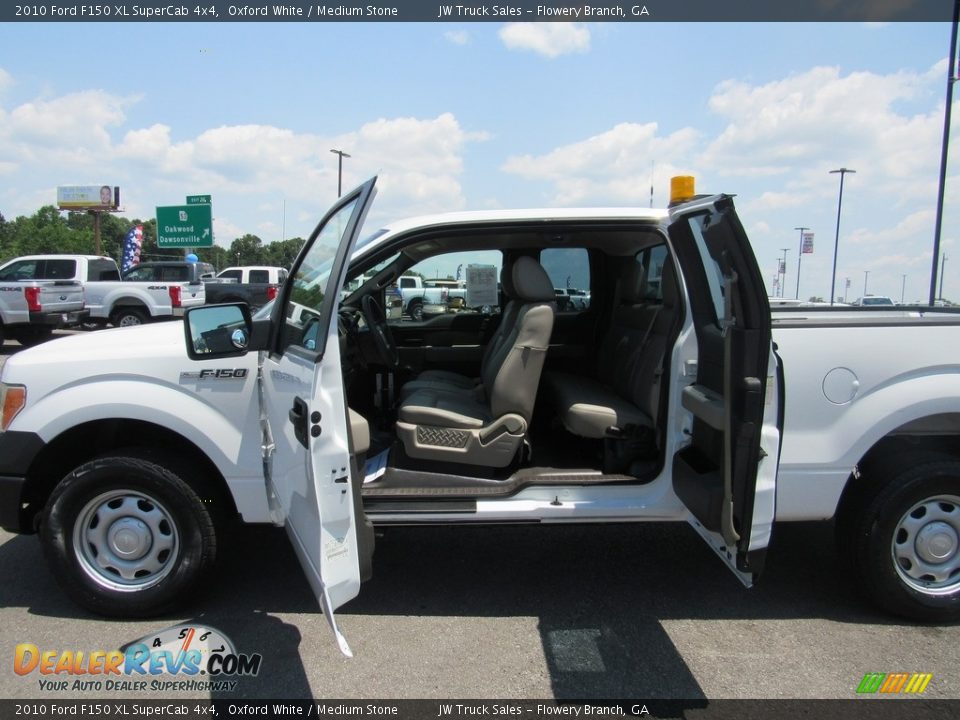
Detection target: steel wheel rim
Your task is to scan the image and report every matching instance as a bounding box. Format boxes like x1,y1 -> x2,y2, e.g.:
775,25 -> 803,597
118,314 -> 141,326
73,489 -> 180,592
892,494 -> 960,596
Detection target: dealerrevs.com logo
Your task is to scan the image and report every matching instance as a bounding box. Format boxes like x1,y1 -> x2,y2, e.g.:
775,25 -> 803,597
14,624 -> 261,694
856,672 -> 933,695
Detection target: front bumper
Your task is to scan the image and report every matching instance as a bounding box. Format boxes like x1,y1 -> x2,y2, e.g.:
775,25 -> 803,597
28,309 -> 89,328
0,431 -> 46,534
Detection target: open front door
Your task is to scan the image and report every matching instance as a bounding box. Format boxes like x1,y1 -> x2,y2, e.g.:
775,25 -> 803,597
668,195 -> 781,585
260,178 -> 377,655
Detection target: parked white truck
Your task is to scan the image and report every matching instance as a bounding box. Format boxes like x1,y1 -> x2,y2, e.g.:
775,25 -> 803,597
1,255 -> 207,327
1,178 -> 958,657
0,256 -> 87,345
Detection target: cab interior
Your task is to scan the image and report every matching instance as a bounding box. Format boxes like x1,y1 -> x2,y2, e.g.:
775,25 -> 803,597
331,221 -> 687,505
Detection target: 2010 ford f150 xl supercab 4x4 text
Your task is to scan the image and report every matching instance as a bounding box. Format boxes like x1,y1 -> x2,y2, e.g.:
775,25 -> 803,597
1,177 -> 958,657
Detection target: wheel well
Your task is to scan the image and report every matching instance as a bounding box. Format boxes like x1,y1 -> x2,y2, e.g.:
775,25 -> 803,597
835,421 -> 960,523
111,301 -> 149,315
22,419 -> 239,532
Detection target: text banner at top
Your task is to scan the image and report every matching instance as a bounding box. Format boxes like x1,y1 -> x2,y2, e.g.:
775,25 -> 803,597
3,1 -> 955,22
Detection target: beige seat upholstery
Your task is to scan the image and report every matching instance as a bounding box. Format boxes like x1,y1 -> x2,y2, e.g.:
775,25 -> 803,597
397,257 -> 556,467
399,262 -> 518,400
544,258 -> 679,438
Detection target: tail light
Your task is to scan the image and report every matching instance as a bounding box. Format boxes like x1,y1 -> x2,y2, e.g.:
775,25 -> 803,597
267,286 -> 278,301
169,286 -> 182,308
24,287 -> 41,313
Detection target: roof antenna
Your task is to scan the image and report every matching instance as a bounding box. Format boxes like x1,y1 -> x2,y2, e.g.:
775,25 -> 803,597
649,161 -> 655,208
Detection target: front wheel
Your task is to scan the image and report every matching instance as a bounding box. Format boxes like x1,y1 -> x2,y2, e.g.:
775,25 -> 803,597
840,454 -> 960,621
39,454 -> 217,617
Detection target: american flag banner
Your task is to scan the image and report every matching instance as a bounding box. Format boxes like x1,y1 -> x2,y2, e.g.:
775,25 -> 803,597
121,225 -> 143,273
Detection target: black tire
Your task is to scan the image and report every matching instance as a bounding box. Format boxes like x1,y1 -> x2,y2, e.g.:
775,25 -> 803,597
12,327 -> 54,346
39,453 -> 217,617
838,452 -> 960,622
407,299 -> 423,322
0,321 -> 5,346
111,308 -> 148,327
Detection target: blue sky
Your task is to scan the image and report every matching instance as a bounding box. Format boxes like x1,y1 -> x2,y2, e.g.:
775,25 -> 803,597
1,21 -> 957,301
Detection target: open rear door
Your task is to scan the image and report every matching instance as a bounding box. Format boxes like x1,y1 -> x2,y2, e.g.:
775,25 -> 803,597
260,178 -> 378,655
667,194 -> 781,585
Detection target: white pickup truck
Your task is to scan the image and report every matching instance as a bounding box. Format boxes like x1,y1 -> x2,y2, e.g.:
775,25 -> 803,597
0,256 -> 87,345
1,178 -> 958,657
4,255 -> 207,327
396,274 -> 467,320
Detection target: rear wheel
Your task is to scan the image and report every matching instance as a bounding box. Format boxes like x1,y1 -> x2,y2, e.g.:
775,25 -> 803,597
111,308 -> 148,327
837,452 -> 960,621
12,327 -> 54,346
39,453 -> 217,617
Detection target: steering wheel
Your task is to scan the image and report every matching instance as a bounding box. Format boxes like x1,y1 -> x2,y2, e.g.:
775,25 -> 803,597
361,294 -> 400,369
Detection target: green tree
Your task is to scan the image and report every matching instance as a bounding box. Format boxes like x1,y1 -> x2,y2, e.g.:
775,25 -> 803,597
229,234 -> 266,266
264,237 -> 305,268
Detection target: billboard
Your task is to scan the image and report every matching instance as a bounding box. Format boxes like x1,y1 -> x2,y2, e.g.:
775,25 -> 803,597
57,185 -> 120,210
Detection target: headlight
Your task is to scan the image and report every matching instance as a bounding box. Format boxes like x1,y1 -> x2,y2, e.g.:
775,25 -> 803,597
0,383 -> 26,431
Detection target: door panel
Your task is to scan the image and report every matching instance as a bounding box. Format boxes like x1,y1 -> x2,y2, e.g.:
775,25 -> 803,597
260,178 -> 377,655
668,195 -> 780,584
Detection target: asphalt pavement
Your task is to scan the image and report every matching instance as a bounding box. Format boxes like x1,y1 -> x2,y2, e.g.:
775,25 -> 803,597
1,519 -> 958,701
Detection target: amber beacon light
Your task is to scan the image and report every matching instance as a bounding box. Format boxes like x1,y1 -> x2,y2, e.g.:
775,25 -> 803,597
670,175 -> 696,205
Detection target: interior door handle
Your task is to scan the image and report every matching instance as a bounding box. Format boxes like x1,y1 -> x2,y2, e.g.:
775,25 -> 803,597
289,397 -> 309,448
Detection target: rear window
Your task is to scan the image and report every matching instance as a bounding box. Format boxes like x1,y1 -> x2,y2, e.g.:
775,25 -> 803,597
540,247 -> 591,313
123,266 -> 155,281
87,260 -> 120,281
160,266 -> 189,282
43,259 -> 77,280
0,260 -> 39,281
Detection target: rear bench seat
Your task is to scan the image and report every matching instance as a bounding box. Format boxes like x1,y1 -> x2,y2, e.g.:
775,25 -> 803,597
544,258 -> 678,439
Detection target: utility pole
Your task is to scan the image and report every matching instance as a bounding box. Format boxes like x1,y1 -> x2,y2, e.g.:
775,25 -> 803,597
901,274 -> 907,304
930,0 -> 960,306
829,168 -> 856,306
330,148 -> 351,197
863,270 -> 870,298
794,226 -> 809,299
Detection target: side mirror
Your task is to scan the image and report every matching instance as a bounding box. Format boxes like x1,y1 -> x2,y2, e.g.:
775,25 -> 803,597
184,303 -> 253,360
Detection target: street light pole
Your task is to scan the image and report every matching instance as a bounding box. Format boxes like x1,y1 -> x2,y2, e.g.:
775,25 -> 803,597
829,167 -> 856,306
794,227 -> 809,299
779,247 -> 790,298
940,253 -> 949,301
901,274 -> 907,304
863,270 -> 870,298
330,148 -> 351,197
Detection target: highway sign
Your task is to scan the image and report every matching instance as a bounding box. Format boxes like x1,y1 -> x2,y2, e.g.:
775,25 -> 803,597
186,195 -> 211,205
156,204 -> 213,248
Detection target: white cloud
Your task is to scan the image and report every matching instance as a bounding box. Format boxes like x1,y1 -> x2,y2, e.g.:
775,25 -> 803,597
502,122 -> 699,205
498,23 -> 590,58
0,68 -> 12,92
444,30 -> 470,46
0,75 -> 485,241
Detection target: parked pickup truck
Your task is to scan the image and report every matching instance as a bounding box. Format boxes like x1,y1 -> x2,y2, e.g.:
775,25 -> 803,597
0,256 -> 87,345
0,255 -> 207,327
203,265 -> 287,310
397,275 -> 467,320
3,177 -> 960,658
